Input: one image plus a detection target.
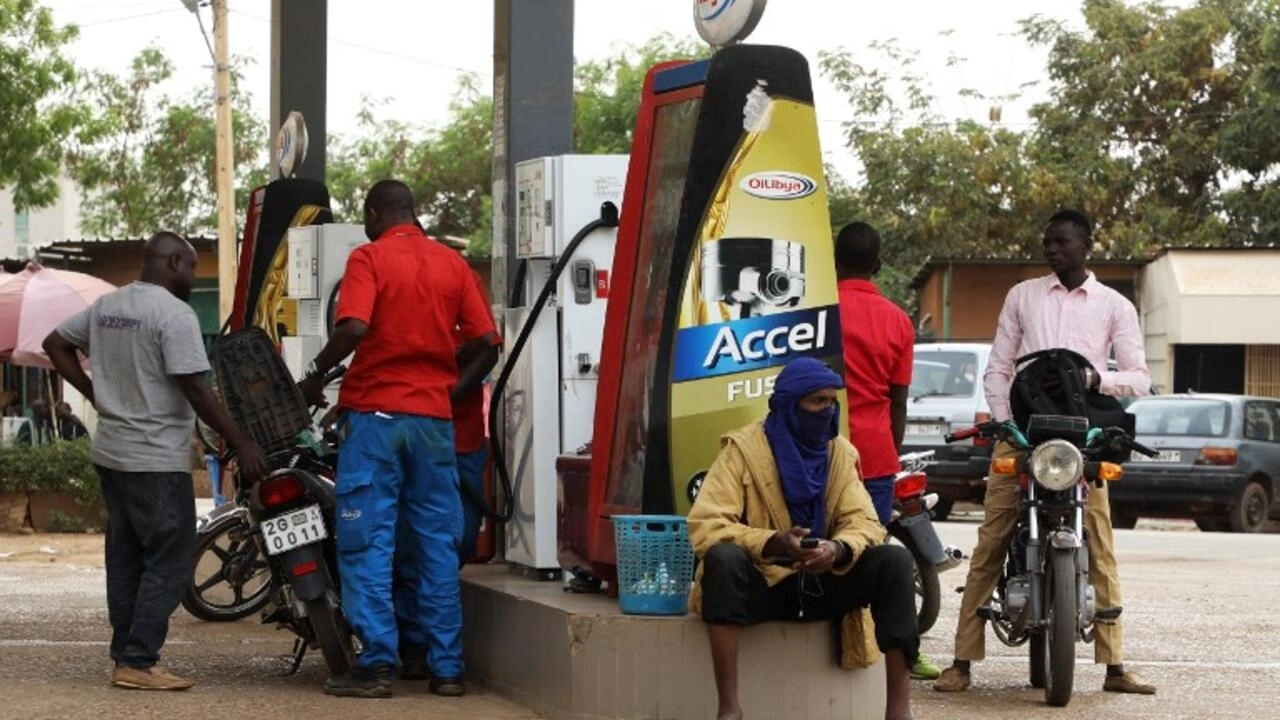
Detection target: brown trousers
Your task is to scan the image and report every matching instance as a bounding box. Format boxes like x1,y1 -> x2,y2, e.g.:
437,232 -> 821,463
953,441 -> 1123,664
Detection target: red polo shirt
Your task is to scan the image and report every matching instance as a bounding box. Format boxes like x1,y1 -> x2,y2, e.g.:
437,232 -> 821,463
452,267 -> 493,454
837,278 -> 914,478
336,225 -> 496,419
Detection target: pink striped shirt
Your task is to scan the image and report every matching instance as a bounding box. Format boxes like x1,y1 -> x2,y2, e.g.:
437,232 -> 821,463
983,272 -> 1150,422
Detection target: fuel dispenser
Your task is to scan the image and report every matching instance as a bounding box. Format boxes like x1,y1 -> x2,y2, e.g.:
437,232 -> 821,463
493,154 -> 628,574
281,223 -> 368,406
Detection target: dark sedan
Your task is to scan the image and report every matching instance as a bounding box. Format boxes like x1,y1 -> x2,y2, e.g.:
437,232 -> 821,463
1109,394 -> 1280,533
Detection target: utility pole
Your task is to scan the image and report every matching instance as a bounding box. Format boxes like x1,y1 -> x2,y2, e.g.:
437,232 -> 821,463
212,0 -> 236,324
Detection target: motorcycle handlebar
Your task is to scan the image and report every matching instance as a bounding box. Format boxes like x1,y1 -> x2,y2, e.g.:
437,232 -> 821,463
944,427 -> 981,443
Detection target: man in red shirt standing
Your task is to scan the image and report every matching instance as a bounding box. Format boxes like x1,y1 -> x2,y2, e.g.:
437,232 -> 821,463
835,221 -> 939,679
835,222 -> 913,523
298,180 -> 499,699
394,242 -> 498,682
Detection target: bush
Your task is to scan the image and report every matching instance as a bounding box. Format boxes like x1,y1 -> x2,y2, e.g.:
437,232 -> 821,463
0,439 -> 102,506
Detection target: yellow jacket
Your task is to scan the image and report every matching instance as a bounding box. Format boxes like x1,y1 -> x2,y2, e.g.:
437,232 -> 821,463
687,420 -> 887,669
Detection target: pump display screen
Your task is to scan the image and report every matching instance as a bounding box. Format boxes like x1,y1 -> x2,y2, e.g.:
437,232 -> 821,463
604,97 -> 702,508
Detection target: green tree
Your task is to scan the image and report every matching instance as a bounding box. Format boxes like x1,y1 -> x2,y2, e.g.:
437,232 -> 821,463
0,0 -> 85,210
574,33 -> 708,154
326,79 -> 493,253
819,41 -> 1051,307
1022,0 -> 1280,251
67,47 -> 267,238
326,34 -> 705,258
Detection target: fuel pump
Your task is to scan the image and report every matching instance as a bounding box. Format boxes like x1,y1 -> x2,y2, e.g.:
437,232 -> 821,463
488,155 -> 628,575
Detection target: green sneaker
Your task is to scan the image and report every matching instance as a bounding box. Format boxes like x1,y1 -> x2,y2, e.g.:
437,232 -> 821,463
912,653 -> 942,680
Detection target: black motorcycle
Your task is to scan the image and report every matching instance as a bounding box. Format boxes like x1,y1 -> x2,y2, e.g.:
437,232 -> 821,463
182,367 -> 353,676
947,415 -> 1154,706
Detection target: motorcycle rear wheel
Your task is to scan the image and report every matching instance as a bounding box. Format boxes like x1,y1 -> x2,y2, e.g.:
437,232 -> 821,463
912,552 -> 941,635
306,594 -> 356,677
1045,548 -> 1077,707
182,518 -> 271,622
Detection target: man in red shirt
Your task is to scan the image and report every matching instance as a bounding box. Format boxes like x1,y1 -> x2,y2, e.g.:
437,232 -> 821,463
835,222 -> 914,521
394,243 -> 498,682
835,221 -> 939,680
298,180 -> 499,699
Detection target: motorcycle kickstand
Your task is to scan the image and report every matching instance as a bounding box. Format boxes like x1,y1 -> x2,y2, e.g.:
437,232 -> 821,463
280,637 -> 308,676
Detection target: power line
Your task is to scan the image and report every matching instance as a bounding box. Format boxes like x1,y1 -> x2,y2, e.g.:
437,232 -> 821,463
227,8 -> 484,79
74,7 -> 184,27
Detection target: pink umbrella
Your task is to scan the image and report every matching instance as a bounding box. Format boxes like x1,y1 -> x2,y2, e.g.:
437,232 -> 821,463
0,263 -> 116,368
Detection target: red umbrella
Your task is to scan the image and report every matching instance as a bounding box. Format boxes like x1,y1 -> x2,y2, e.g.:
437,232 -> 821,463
0,263 -> 116,368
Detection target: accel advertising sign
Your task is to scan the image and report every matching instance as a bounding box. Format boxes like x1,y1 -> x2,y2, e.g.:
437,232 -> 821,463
666,46 -> 845,514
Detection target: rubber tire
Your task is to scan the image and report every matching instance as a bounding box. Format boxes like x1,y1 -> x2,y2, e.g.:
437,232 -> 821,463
1110,507 -> 1138,530
1228,482 -> 1270,534
1045,548 -> 1077,707
930,499 -> 954,522
181,518 -> 271,622
1195,518 -> 1228,533
1029,631 -> 1047,689
306,594 -> 356,677
913,552 -> 942,635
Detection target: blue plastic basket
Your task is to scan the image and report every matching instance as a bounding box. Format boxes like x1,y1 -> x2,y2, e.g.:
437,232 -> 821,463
612,514 -> 695,616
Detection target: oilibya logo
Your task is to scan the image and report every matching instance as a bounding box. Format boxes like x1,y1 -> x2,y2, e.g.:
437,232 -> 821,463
702,309 -> 829,369
740,171 -> 817,200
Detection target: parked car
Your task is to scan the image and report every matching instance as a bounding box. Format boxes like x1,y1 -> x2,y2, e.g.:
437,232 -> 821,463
908,342 -> 993,520
1109,394 -> 1280,533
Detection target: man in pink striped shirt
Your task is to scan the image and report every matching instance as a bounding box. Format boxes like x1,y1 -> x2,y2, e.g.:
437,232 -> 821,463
935,210 -> 1156,696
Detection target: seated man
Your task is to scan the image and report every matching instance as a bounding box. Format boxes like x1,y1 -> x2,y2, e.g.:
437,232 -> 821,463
688,357 -> 918,720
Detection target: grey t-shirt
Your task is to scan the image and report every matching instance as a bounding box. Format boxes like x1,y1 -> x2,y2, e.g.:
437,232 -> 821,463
57,282 -> 211,473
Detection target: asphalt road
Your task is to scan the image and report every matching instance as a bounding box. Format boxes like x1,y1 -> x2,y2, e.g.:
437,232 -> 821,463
1,514 -> 1277,720
913,514 -> 1280,720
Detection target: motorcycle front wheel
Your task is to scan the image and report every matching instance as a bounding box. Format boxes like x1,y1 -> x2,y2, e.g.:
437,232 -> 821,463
306,594 -> 356,676
182,517 -> 271,622
1045,548 -> 1077,707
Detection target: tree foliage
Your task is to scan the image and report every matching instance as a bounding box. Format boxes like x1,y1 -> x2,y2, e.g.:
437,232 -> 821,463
821,0 -> 1280,306
326,34 -> 706,257
0,0 -> 85,210
67,47 -> 267,238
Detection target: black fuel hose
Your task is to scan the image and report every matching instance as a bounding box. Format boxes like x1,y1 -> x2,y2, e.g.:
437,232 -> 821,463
479,201 -> 620,524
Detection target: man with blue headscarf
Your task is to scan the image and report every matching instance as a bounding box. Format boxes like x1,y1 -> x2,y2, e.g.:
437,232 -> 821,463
687,357 -> 920,720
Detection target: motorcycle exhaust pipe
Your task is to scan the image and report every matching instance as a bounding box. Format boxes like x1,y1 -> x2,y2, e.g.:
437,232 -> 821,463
935,545 -> 965,573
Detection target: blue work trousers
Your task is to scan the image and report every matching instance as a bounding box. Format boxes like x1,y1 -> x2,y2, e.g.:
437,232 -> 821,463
335,411 -> 463,676
864,474 -> 895,527
395,446 -> 487,654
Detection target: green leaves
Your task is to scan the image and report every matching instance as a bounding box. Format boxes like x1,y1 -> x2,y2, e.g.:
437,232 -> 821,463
0,438 -> 100,506
822,0 -> 1280,308
65,47 -> 267,238
0,0 -> 83,211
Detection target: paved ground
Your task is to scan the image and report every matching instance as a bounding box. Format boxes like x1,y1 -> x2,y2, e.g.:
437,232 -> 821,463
1,509 -> 1277,720
912,512 -> 1280,720
0,532 -> 540,720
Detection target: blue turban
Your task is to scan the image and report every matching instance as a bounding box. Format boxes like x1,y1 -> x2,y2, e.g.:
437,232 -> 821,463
763,357 -> 844,537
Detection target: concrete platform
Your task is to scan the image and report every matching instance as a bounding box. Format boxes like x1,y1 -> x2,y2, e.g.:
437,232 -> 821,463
461,565 -> 886,720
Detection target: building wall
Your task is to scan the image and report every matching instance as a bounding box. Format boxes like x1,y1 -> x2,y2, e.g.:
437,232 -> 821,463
916,262 -> 1141,342
1140,254 -> 1177,394
0,178 -> 82,260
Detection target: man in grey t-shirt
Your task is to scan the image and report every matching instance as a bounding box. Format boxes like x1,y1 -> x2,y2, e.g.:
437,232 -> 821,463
44,232 -> 266,692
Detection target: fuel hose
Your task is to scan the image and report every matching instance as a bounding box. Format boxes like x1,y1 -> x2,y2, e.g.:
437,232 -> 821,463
478,201 -> 620,523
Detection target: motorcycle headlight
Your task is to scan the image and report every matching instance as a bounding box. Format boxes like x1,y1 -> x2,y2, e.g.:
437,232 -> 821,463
1029,440 -> 1084,491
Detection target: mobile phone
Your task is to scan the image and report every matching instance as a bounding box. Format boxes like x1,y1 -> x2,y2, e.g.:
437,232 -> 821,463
800,538 -> 820,549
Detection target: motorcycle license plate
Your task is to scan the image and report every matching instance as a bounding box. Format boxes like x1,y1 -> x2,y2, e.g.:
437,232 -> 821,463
260,505 -> 327,556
